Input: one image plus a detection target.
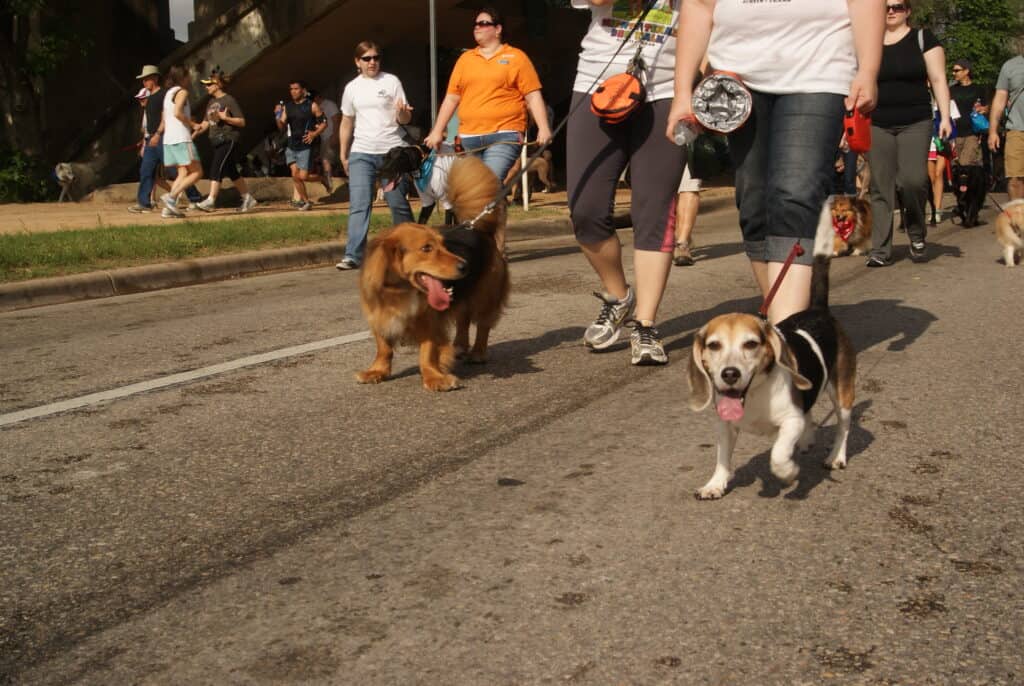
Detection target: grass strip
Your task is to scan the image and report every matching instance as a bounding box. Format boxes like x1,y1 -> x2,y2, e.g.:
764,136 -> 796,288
0,213 -> 393,283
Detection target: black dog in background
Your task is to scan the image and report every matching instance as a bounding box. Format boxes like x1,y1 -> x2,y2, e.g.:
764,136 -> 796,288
378,144 -> 457,225
951,165 -> 986,228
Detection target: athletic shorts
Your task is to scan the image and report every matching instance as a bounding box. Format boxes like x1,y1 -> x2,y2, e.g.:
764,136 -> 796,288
209,140 -> 241,181
286,147 -> 312,171
164,142 -> 198,167
1006,130 -> 1024,178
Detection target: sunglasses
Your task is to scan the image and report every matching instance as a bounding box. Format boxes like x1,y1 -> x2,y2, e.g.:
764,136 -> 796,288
359,54 -> 381,62
474,20 -> 496,27
886,4 -> 907,12
952,67 -> 965,72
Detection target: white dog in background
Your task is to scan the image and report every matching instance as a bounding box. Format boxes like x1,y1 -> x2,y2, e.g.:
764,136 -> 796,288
54,163 -> 76,202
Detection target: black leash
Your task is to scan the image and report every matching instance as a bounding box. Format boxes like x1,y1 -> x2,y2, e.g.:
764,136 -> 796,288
464,0 -> 661,228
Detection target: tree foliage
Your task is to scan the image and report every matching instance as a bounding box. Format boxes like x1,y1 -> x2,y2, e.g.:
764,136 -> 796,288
912,0 -> 1024,86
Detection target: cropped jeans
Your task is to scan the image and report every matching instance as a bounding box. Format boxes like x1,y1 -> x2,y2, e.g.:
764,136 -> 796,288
728,91 -> 846,265
344,151 -> 413,265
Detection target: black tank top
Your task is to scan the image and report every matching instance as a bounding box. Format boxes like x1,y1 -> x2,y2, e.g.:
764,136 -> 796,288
284,98 -> 314,150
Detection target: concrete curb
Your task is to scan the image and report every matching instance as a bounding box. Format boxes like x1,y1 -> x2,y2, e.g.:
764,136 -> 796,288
0,217 -> 595,312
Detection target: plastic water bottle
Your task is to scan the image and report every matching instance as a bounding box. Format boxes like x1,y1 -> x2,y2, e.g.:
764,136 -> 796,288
673,118 -> 700,147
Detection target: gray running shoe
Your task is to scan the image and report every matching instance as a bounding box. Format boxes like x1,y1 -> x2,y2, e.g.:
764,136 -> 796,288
335,257 -> 359,270
127,204 -> 151,214
629,321 -> 668,366
195,197 -> 216,212
297,200 -> 313,211
161,207 -> 184,219
583,286 -> 635,350
237,194 -> 257,213
161,193 -> 177,211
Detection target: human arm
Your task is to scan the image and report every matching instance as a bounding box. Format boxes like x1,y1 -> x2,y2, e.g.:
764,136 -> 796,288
988,88 -> 1008,151
524,90 -> 552,145
274,102 -> 287,131
665,0 -> 714,142
303,102 -> 327,144
845,0 -> 883,113
173,89 -> 194,132
339,114 -> 354,175
924,45 -> 952,139
424,93 -> 461,149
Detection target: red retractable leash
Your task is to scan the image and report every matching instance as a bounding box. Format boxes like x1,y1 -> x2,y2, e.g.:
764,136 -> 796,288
758,241 -> 805,319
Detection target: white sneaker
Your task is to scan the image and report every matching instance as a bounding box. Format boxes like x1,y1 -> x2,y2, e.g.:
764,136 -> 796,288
161,207 -> 183,218
196,197 -> 216,212
237,194 -> 257,213
335,257 -> 359,270
161,193 -> 178,211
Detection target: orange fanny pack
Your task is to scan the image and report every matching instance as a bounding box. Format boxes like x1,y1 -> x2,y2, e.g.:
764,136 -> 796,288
590,71 -> 646,125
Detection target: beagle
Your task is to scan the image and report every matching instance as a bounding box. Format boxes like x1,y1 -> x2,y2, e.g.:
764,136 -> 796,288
687,198 -> 857,499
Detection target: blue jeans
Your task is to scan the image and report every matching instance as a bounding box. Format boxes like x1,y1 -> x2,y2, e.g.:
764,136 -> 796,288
345,152 -> 414,264
137,142 -> 202,207
460,131 -> 523,184
728,91 -> 845,264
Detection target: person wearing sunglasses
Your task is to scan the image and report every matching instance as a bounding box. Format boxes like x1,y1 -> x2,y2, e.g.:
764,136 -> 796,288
275,80 -> 328,212
949,60 -> 989,170
668,0 -> 882,322
864,0 -> 951,266
423,7 -> 552,185
336,40 -> 415,270
192,70 -> 257,213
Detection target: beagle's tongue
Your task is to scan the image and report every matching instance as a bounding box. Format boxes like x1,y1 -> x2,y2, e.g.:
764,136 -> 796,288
420,274 -> 451,311
716,395 -> 744,421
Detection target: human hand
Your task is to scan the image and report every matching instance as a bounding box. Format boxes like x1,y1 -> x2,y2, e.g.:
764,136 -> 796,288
341,157 -> 350,175
217,108 -> 229,121
937,117 -> 952,140
664,93 -> 694,143
423,130 -> 444,150
302,130 -> 317,145
395,98 -> 413,117
148,133 -> 160,147
846,70 -> 877,114
535,126 -> 552,147
989,129 -> 1001,152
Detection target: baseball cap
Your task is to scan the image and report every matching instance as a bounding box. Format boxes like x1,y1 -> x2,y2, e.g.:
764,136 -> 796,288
135,65 -> 160,79
134,87 -> 150,100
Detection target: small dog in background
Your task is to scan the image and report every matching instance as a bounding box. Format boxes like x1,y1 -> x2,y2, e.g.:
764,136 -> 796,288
830,194 -> 872,256
951,164 -> 987,228
54,163 -> 76,202
995,199 -> 1024,267
503,149 -> 555,201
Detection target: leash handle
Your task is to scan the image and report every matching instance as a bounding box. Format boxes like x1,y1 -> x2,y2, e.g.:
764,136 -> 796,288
759,241 -> 805,319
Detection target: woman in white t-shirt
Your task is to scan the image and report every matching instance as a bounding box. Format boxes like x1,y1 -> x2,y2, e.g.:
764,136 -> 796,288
569,0 -> 689,367
335,40 -> 414,270
160,66 -> 205,218
667,0 -> 883,323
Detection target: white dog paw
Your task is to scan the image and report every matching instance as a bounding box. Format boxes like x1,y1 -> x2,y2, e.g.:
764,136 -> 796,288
824,454 -> 848,470
771,461 -> 799,485
695,483 -> 727,500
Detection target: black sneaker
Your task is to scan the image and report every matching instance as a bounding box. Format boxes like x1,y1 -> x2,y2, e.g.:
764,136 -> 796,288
909,240 -> 927,262
865,254 -> 891,268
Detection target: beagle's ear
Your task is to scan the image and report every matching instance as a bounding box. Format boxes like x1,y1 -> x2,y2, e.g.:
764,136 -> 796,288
765,324 -> 813,391
687,326 -> 713,411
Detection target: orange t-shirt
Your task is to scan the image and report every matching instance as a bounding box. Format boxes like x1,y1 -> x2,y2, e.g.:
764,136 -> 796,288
446,45 -> 542,134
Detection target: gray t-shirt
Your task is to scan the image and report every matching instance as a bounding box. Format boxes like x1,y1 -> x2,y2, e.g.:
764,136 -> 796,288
995,55 -> 1024,131
206,94 -> 244,144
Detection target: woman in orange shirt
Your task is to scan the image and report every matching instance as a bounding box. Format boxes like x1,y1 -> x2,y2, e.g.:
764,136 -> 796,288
424,7 -> 552,182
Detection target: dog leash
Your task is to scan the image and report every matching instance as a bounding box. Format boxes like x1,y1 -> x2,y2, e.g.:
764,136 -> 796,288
988,195 -> 1023,230
464,0 -> 661,229
758,241 -> 805,320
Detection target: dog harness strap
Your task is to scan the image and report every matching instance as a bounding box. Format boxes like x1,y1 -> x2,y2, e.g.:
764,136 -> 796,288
759,241 -> 805,319
416,151 -> 436,194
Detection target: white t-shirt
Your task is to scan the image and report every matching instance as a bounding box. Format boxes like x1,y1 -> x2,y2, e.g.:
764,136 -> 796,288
570,0 -> 679,102
340,72 -> 409,155
320,98 -> 340,139
162,86 -> 193,145
707,0 -> 857,96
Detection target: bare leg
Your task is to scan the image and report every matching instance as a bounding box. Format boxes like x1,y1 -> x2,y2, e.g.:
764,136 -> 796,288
673,191 -> 699,266
764,262 -> 811,324
633,249 -> 672,324
579,235 -> 628,300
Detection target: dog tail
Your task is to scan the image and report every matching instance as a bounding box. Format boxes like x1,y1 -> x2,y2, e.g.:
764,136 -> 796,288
447,155 -> 504,235
811,196 -> 836,310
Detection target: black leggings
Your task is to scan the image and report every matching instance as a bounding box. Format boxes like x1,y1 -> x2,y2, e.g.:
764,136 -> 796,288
566,92 -> 687,251
209,140 -> 241,181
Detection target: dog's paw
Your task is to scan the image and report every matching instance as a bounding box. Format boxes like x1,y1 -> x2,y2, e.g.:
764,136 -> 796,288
465,351 -> 488,365
824,451 -> 848,470
356,369 -> 388,384
423,373 -> 460,392
771,460 -> 799,485
695,483 -> 726,500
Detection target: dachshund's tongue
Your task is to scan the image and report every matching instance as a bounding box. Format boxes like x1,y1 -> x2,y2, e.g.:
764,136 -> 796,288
421,274 -> 451,311
959,185 -> 967,193
381,178 -> 397,193
716,395 -> 744,421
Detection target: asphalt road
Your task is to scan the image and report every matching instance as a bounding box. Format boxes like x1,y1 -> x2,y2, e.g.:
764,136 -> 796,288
2,197 -> 1022,685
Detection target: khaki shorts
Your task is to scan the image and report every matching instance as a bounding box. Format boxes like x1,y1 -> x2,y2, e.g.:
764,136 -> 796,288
1006,130 -> 1024,178
956,134 -> 983,167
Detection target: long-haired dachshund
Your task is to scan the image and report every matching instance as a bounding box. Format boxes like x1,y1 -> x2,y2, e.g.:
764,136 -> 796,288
356,156 -> 509,391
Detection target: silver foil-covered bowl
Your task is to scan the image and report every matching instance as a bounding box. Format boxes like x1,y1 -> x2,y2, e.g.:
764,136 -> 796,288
691,72 -> 752,134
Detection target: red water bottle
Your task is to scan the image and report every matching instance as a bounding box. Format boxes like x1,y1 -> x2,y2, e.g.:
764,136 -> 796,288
844,109 -> 871,154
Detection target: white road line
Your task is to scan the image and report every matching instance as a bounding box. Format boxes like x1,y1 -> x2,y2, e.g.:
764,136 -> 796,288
0,331 -> 371,428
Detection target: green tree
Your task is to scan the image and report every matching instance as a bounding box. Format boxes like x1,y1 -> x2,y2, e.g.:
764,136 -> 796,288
912,0 -> 1024,86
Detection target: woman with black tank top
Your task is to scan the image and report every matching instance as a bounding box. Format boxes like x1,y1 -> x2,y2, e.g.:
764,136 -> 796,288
865,0 -> 951,266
